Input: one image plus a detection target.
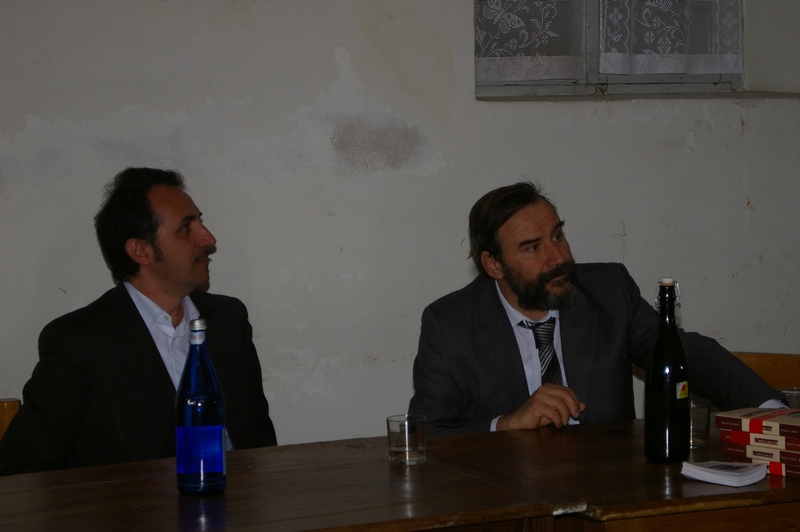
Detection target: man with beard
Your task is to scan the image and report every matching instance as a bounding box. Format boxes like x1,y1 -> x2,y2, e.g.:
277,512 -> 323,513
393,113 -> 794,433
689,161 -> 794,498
408,182 -> 784,435
0,168 -> 277,475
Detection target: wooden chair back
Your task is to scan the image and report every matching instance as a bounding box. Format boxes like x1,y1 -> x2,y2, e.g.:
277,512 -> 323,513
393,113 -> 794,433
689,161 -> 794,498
0,398 -> 21,441
731,352 -> 800,390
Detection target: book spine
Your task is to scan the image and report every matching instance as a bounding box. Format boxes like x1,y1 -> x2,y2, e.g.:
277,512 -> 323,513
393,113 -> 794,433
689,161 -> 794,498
715,412 -> 800,438
716,416 -> 748,432
730,457 -> 800,480
719,429 -> 800,451
764,422 -> 800,439
722,442 -> 800,466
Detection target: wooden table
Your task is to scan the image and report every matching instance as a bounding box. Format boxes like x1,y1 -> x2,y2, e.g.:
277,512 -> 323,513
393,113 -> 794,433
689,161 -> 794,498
427,421 -> 800,531
1,420 -> 799,531
0,436 -> 557,531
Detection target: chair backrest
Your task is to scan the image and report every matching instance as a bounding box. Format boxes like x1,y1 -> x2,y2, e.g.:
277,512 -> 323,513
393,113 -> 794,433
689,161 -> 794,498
0,398 -> 21,441
731,352 -> 800,390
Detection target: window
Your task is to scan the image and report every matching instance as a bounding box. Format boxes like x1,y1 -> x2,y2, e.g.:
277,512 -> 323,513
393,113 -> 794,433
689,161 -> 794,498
475,0 -> 743,99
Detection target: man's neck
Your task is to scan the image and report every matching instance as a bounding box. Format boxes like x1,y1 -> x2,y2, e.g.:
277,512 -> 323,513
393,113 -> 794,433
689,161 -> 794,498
126,277 -> 186,327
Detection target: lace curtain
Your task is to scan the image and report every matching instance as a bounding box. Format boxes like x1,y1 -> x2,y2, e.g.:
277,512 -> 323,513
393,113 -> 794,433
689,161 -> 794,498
600,0 -> 743,75
475,0 -> 585,82
474,0 -> 743,84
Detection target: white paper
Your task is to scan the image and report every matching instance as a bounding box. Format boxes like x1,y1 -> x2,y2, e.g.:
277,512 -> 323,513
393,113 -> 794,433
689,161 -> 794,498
681,461 -> 767,487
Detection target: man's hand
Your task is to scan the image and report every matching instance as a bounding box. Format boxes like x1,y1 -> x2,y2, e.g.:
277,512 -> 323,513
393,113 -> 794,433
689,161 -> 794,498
496,384 -> 585,431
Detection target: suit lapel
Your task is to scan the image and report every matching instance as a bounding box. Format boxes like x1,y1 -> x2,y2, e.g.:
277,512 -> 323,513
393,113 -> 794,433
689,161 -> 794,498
560,287 -> 598,420
188,292 -> 227,374
109,284 -> 180,405
188,292 -> 216,352
473,277 -> 530,405
188,291 -> 213,326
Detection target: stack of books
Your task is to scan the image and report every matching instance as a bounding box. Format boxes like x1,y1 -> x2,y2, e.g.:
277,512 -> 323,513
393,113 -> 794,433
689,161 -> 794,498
716,407 -> 800,479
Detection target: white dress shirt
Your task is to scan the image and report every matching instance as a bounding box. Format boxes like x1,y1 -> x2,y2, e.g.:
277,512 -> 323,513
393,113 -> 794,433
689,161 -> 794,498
491,281 -> 575,430
124,282 -> 234,451
123,282 -> 200,390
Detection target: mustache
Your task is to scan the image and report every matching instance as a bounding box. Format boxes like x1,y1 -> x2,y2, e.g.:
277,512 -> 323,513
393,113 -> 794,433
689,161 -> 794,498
539,261 -> 576,284
197,245 -> 217,259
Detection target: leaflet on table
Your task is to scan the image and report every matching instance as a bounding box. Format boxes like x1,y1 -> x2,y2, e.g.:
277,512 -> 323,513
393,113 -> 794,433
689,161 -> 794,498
681,461 -> 767,487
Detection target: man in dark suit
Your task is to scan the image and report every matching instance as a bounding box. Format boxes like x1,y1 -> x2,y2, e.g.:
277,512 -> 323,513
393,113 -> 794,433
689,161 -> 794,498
0,168 -> 277,475
408,182 -> 784,436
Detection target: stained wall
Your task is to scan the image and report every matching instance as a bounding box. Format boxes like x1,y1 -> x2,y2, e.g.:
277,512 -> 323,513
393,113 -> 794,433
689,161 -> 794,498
1,1 -> 798,443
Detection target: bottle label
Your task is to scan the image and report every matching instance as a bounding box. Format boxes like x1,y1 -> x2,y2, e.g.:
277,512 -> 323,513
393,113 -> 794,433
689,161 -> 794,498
175,425 -> 225,474
190,330 -> 206,345
676,381 -> 689,399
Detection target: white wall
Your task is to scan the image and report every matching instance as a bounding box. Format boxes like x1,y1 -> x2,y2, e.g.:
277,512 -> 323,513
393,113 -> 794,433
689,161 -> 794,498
1,1 -> 798,445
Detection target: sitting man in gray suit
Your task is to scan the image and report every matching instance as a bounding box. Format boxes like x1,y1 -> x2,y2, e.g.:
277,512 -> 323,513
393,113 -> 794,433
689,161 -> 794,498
0,168 -> 277,475
408,182 -> 784,436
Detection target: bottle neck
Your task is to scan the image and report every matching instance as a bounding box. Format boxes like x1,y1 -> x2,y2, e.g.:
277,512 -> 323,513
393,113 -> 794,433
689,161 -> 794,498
658,285 -> 677,326
190,329 -> 206,346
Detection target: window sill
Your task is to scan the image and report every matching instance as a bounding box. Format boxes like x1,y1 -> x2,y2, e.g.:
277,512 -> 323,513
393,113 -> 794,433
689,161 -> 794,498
476,86 -> 800,102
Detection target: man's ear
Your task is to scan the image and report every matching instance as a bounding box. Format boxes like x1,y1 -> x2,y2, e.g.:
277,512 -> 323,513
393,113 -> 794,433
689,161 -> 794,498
481,251 -> 504,280
125,238 -> 154,266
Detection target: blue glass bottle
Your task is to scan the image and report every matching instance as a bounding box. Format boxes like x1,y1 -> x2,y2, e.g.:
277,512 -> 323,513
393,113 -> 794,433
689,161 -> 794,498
176,319 -> 226,495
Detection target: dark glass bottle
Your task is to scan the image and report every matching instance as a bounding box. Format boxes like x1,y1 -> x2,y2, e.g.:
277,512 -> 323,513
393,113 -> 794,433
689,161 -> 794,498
176,319 -> 226,495
645,278 -> 690,463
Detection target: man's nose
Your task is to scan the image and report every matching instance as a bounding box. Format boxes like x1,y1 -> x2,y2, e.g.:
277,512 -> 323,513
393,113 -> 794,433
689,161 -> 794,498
199,224 -> 216,248
545,241 -> 568,267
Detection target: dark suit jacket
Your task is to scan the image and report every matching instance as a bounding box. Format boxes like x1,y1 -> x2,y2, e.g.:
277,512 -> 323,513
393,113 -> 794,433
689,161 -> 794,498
408,263 -> 782,436
0,284 -> 277,475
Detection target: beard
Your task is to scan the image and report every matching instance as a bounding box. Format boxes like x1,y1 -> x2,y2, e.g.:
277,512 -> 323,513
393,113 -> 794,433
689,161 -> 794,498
502,259 -> 578,311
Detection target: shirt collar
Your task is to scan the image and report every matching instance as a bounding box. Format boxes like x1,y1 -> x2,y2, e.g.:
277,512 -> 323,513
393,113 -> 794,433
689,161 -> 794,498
123,282 -> 200,329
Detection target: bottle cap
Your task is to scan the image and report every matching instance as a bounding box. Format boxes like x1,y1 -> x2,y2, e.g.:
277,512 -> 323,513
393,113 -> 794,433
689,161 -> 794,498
190,319 -> 207,331
654,278 -> 681,309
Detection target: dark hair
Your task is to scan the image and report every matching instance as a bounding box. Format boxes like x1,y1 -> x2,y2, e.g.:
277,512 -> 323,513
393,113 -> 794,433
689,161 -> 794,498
94,168 -> 186,284
468,181 -> 556,274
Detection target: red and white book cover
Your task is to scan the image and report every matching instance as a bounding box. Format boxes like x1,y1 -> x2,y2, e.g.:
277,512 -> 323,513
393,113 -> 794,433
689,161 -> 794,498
722,441 -> 800,466
731,456 -> 800,480
715,408 -> 800,438
719,428 -> 800,452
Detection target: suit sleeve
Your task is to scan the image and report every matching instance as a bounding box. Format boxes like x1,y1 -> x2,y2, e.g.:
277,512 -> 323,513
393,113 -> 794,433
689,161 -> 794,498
408,306 -> 493,436
679,331 -> 782,410
620,265 -> 782,410
0,324 -> 90,475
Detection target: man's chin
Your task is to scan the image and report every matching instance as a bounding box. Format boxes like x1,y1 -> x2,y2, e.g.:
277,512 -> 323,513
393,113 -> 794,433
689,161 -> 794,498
550,284 -> 577,310
193,272 -> 211,293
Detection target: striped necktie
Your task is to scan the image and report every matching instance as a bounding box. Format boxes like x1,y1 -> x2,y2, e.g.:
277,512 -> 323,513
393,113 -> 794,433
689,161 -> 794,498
521,317 -> 563,386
